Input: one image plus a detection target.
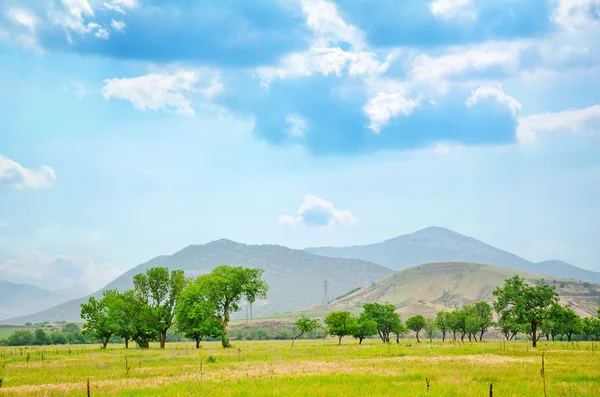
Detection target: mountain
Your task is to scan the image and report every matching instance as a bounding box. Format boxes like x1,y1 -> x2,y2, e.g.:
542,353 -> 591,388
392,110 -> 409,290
1,239 -> 393,324
309,262 -> 600,318
306,226 -> 600,283
0,280 -> 90,321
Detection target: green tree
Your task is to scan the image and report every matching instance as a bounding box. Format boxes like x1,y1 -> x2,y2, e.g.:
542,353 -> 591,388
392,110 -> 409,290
6,329 -> 35,346
406,315 -> 427,343
133,267 -> 187,349
447,311 -> 462,341
497,312 -> 521,341
324,311 -> 359,345
292,314 -> 321,347
174,279 -> 222,348
108,289 -> 156,348
435,311 -> 450,342
80,290 -> 119,348
362,303 -> 402,343
471,301 -> 494,341
582,316 -> 600,341
424,318 -> 436,342
33,328 -> 50,345
351,314 -> 378,345
198,265 -> 268,348
493,275 -> 559,348
561,305 -> 582,342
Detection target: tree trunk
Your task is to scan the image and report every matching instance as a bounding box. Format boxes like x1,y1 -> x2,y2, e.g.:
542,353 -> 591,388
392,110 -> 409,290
480,330 -> 484,341
442,332 -> 446,342
195,336 -> 202,349
567,334 -> 572,342
221,306 -> 231,348
532,321 -> 537,348
359,337 -> 363,345
338,336 -> 342,345
461,332 -> 465,342
416,331 -> 420,343
452,330 -> 457,341
291,335 -> 300,348
125,338 -> 129,349
159,331 -> 167,349
551,335 -> 555,341
102,335 -> 110,349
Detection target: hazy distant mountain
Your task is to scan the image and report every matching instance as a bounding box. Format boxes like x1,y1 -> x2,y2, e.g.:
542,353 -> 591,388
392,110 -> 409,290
306,227 -> 600,283
312,262 -> 600,318
0,280 -> 91,321
1,239 -> 392,324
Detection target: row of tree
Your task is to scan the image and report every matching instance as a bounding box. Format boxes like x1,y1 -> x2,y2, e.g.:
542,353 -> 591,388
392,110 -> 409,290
81,265 -> 268,349
1,323 -> 89,346
295,275 -> 600,347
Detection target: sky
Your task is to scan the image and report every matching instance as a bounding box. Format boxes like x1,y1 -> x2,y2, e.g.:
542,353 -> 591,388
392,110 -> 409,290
1,0 -> 600,291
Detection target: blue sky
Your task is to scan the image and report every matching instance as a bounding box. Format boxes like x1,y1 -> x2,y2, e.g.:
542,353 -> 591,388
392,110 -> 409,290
1,0 -> 600,290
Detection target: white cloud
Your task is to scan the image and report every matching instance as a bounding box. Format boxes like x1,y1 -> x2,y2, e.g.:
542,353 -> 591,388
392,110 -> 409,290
285,114 -> 308,137
102,70 -> 223,116
90,233 -> 101,242
411,42 -> 526,83
466,84 -> 522,116
0,155 -> 56,189
280,194 -> 357,227
363,89 -> 420,133
1,7 -> 41,51
553,0 -> 600,31
300,0 -> 364,48
429,0 -> 476,20
110,19 -> 126,31
103,0 -> 137,15
95,27 -> 109,39
0,251 -> 122,291
516,105 -> 600,144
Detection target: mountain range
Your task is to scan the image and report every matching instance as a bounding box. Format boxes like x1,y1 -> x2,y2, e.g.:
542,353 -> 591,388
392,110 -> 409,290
0,240 -> 391,324
309,262 -> 600,318
2,226 -> 599,324
306,227 -> 600,283
0,281 -> 91,321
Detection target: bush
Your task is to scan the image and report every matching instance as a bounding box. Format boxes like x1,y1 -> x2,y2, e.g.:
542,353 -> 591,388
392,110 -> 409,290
232,329 -> 245,340
6,329 -> 35,346
250,328 -> 271,340
273,328 -> 294,340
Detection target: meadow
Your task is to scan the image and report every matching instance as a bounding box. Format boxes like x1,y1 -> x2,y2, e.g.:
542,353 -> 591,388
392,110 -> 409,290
1,339 -> 599,396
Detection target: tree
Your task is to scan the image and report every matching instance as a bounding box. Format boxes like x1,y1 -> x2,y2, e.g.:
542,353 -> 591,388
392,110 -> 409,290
561,305 -> 582,342
583,316 -> 600,341
133,267 -> 187,349
435,311 -> 450,342
198,265 -> 268,348
406,315 -> 427,343
107,289 -> 156,348
447,311 -> 462,341
6,329 -> 34,346
33,328 -> 50,345
362,303 -> 402,343
351,314 -> 378,345
324,311 -> 359,345
292,314 -> 321,347
174,280 -> 222,348
493,275 -> 559,348
424,319 -> 436,342
80,290 -> 119,348
472,302 -> 494,341
497,312 -> 521,341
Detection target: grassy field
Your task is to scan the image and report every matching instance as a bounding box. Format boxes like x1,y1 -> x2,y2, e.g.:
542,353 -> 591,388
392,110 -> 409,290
1,339 -> 599,396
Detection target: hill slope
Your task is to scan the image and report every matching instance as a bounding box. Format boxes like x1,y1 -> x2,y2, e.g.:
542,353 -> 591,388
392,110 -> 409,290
0,281 -> 90,321
311,262 -> 600,318
1,239 -> 393,324
306,226 -> 600,283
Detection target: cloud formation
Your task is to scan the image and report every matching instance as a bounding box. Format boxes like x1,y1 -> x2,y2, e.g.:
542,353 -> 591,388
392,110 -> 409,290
280,194 -> 357,227
0,251 -> 123,291
517,105 -> 600,145
466,84 -> 522,116
102,70 -> 222,115
0,155 -> 56,189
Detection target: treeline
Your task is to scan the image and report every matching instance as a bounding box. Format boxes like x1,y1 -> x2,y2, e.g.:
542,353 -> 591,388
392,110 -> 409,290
305,275 -> 600,347
80,265 -> 267,349
1,323 -> 90,346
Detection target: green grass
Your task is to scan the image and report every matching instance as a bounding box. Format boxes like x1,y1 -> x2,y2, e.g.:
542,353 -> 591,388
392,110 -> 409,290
1,339 -> 599,396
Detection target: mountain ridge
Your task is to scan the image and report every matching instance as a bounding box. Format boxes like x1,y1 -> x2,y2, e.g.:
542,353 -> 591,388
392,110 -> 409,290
1,239 -> 392,325
305,226 -> 600,283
